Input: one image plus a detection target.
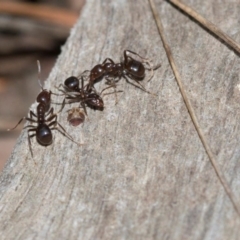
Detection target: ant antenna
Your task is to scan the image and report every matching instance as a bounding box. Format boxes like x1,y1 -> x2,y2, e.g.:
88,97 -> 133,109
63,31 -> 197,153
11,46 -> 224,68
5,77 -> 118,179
37,60 -> 44,90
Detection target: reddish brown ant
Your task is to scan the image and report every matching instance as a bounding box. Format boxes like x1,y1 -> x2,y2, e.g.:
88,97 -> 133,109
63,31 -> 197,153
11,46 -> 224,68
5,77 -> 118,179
8,61 -> 81,157
57,76 -> 117,115
64,76 -> 104,111
83,50 -> 160,95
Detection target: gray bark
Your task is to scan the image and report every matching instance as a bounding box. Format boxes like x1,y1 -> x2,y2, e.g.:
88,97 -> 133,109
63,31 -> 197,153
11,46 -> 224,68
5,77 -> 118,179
1,0 -> 240,239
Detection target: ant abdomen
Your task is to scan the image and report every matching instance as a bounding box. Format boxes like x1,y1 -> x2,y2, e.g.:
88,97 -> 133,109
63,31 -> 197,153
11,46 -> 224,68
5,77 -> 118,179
64,76 -> 80,91
89,65 -> 106,84
86,93 -> 104,111
124,58 -> 145,79
36,124 -> 53,146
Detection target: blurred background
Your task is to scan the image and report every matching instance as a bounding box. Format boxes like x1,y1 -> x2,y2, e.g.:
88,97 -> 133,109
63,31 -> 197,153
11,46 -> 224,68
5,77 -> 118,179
0,0 -> 85,171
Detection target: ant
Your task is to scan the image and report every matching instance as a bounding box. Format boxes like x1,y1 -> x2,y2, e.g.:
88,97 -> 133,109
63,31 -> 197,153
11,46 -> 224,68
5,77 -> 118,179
57,75 -> 117,115
8,61 -> 81,158
83,50 -> 160,95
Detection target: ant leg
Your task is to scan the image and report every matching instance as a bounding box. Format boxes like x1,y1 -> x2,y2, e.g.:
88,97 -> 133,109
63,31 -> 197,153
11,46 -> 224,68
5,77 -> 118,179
105,76 -> 121,87
78,72 -> 90,90
45,110 -> 58,123
45,107 -> 54,119
80,76 -> 91,93
104,77 -> 118,99
100,84 -> 116,94
7,115 -> 37,131
55,84 -> 67,94
55,83 -> 65,90
152,63 -> 161,71
78,70 -> 90,78
49,120 -> 84,146
29,111 -> 37,119
55,84 -> 79,95
54,98 -> 66,114
124,50 -> 150,63
67,98 -> 81,104
102,90 -> 123,105
58,92 -> 81,105
53,84 -> 67,100
144,62 -> 161,82
78,77 -> 89,116
102,89 -> 123,96
50,91 -> 60,96
124,76 -> 146,92
143,60 -> 161,82
102,58 -> 115,64
50,85 -> 68,105
10,122 -> 37,160
124,76 -> 157,96
28,135 -> 34,158
7,118 -> 26,131
23,124 -> 37,129
80,76 -> 85,90
45,104 -> 66,121
144,60 -> 154,82
64,92 -> 81,101
101,80 -> 123,105
45,109 -> 66,126
53,126 -> 85,146
27,129 -> 36,160
80,101 -> 88,116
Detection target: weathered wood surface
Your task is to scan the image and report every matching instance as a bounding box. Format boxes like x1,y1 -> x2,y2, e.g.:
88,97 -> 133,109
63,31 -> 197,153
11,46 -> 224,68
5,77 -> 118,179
1,0 -> 240,239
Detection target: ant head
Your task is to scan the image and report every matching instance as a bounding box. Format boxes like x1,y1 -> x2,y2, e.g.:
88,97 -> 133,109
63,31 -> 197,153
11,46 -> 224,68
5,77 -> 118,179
37,90 -> 51,106
64,76 -> 80,91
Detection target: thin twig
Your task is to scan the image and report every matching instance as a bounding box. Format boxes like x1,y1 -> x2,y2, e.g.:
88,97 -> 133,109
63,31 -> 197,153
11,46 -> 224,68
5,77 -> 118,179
0,2 -> 78,28
166,0 -> 240,54
148,0 -> 240,216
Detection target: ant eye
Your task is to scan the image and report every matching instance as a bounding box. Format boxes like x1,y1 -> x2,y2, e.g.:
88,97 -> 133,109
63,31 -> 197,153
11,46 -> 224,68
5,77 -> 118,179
64,76 -> 79,90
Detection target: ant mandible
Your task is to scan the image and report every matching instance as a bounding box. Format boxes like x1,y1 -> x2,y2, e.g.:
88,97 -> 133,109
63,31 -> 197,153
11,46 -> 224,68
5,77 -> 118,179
8,61 -> 81,157
83,50 -> 160,95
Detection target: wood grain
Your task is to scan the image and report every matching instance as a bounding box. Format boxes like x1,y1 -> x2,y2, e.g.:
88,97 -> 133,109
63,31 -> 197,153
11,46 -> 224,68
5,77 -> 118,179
0,0 -> 240,239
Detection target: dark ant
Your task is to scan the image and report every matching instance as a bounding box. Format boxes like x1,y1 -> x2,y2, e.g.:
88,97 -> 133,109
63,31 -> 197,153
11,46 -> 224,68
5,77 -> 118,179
57,76 -> 116,115
8,61 -> 81,157
64,76 -> 104,111
67,107 -> 85,127
83,50 -> 160,95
